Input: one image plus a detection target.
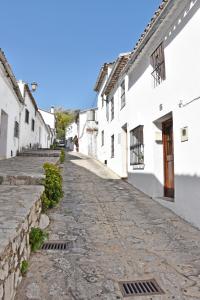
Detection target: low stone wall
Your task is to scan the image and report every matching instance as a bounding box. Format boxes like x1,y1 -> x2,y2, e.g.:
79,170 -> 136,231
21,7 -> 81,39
0,186 -> 43,300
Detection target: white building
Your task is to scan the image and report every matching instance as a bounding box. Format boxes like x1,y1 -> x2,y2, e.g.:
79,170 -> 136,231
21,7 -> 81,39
0,49 -> 55,159
39,107 -> 56,144
78,108 -> 98,158
65,121 -> 78,151
18,81 -> 52,150
0,50 -> 24,159
95,0 -> 200,228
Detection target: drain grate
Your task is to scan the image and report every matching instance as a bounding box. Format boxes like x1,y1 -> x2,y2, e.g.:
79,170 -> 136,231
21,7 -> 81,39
119,279 -> 164,297
42,241 -> 69,251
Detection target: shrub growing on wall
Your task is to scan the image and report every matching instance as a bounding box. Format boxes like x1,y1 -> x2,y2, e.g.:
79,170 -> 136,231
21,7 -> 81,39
43,163 -> 63,209
29,227 -> 48,252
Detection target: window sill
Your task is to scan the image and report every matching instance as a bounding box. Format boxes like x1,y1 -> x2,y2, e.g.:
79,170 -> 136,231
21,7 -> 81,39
131,164 -> 145,170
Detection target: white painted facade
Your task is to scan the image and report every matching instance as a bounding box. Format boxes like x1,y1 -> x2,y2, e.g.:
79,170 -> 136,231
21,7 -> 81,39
78,108 -> 98,158
96,0 -> 200,228
0,50 -> 54,159
18,81 -> 51,150
38,108 -> 56,144
65,122 -> 78,150
0,51 -> 23,159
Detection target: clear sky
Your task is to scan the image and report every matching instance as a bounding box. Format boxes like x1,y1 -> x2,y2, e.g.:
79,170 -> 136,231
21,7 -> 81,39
0,0 -> 161,111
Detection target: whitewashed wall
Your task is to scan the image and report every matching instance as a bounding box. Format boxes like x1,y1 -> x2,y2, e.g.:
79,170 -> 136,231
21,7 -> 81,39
65,122 -> 77,150
18,81 -> 38,150
0,63 -> 21,159
78,109 -> 98,158
97,0 -> 200,228
39,109 -> 56,143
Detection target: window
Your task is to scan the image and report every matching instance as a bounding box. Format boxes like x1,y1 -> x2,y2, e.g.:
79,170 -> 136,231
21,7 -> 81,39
111,134 -> 114,158
121,80 -> 125,109
31,119 -> 35,131
111,97 -> 114,121
151,42 -> 166,87
106,100 -> 109,121
102,97 -> 104,108
25,109 -> 29,123
101,130 -> 104,146
130,125 -> 144,165
14,121 -> 19,138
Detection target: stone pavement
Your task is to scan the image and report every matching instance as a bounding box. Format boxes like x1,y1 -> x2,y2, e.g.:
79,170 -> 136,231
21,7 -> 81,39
15,152 -> 200,300
0,152 -> 59,185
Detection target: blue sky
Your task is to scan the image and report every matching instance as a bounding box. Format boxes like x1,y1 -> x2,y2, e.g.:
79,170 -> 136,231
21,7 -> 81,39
0,0 -> 161,110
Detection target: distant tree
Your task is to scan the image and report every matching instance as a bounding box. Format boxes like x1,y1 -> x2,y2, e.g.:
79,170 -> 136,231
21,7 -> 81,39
55,109 -> 75,140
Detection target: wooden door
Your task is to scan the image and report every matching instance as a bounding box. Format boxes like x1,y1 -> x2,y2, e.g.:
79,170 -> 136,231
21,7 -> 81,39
163,119 -> 174,198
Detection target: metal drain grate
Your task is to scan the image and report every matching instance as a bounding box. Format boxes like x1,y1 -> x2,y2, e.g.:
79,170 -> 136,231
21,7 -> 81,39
119,279 -> 164,297
42,241 -> 68,250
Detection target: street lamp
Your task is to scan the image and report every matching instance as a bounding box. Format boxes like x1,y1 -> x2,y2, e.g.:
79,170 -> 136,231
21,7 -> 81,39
31,82 -> 38,92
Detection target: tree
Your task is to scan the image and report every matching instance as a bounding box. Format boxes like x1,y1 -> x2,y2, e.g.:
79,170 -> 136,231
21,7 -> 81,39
55,110 -> 75,140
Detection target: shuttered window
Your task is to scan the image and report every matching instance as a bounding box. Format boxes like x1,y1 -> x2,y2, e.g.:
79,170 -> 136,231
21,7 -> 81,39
101,130 -> 104,146
130,125 -> 144,165
25,109 -> 29,123
31,119 -> 35,131
14,121 -> 19,138
121,80 -> 126,109
111,98 -> 114,121
106,100 -> 109,121
151,43 -> 166,87
111,135 -> 114,158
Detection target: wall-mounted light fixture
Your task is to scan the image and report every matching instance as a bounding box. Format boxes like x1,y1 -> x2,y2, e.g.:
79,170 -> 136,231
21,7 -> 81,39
178,100 -> 183,108
31,82 -> 38,92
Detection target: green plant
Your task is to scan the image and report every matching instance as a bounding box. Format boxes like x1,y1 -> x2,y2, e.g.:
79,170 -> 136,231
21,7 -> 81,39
60,149 -> 65,163
41,192 -> 51,212
29,227 -> 48,252
43,163 -> 63,209
20,260 -> 29,276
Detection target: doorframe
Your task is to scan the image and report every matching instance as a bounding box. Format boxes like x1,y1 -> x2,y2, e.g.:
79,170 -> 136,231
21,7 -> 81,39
162,117 -> 175,199
0,109 -> 8,159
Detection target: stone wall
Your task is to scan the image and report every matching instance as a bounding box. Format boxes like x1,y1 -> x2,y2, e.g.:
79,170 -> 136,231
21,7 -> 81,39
0,188 -> 43,300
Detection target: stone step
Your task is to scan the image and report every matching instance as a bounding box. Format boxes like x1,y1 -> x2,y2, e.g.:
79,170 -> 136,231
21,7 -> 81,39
0,174 -> 44,185
17,150 -> 60,157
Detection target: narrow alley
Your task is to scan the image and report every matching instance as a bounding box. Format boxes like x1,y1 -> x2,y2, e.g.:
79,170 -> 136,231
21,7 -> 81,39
16,152 -> 200,300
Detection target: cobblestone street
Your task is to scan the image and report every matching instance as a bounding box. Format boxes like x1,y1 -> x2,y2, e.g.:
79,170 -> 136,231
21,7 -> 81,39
16,152 -> 200,300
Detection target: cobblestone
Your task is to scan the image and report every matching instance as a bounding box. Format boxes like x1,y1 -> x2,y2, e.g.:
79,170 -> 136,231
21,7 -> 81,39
15,152 -> 200,300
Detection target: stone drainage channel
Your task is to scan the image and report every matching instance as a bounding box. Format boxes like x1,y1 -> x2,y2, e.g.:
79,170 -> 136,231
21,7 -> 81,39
15,152 -> 200,300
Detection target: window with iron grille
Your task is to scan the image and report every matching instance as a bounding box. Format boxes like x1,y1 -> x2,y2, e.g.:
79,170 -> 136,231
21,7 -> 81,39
111,97 -> 114,121
111,134 -> 114,158
31,119 -> 35,131
151,42 -> 166,87
121,80 -> 125,109
130,125 -> 144,165
106,100 -> 109,121
25,109 -> 29,123
101,130 -> 104,146
14,121 -> 19,138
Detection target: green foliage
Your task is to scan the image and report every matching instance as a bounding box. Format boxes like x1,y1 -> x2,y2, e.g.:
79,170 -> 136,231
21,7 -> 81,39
50,143 -> 57,150
55,111 -> 75,140
60,149 -> 65,163
43,163 -> 63,208
20,260 -> 29,276
29,227 -> 48,252
41,192 -> 51,212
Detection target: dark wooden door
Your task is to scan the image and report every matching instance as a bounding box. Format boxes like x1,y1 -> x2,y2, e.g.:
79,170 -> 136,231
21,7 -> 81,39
163,119 -> 174,198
